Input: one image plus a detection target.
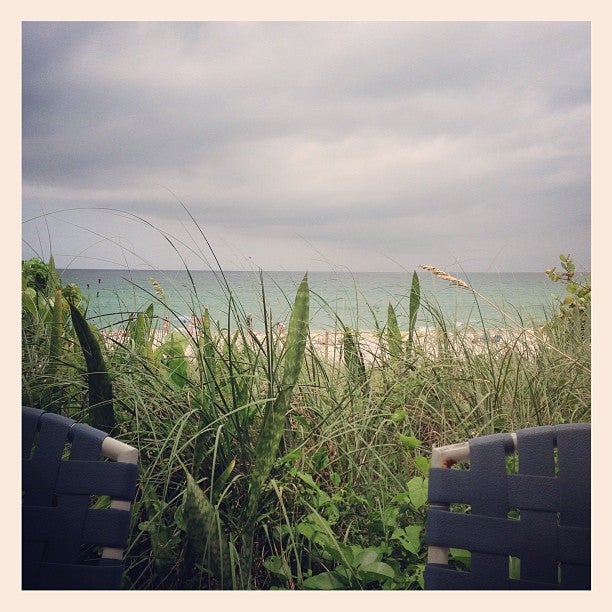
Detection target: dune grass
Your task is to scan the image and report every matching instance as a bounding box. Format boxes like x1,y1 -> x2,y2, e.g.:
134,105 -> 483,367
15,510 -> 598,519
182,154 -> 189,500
21,246 -> 590,590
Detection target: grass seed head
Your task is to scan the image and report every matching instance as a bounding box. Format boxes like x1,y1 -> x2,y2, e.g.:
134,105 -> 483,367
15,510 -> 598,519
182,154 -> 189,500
419,265 -> 470,290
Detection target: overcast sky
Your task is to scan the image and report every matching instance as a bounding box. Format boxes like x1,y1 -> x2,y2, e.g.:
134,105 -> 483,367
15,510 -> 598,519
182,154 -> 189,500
21,21 -> 591,273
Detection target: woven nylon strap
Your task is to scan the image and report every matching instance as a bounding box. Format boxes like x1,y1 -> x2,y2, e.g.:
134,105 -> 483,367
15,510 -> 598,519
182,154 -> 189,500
425,424 -> 590,589
22,407 -> 137,590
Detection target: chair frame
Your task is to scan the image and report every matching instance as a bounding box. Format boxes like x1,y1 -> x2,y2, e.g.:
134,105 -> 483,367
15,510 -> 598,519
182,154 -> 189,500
96,435 -> 138,562
22,406 -> 138,589
425,424 -> 590,590
426,433 -> 519,567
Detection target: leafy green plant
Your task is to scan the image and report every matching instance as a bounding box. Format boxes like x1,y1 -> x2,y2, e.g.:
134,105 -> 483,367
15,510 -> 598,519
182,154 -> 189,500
545,254 -> 591,343
545,254 -> 591,317
288,467 -> 428,590
22,257 -> 89,414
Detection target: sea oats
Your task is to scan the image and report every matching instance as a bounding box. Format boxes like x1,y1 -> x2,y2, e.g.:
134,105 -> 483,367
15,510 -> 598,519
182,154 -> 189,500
149,277 -> 166,301
419,265 -> 470,290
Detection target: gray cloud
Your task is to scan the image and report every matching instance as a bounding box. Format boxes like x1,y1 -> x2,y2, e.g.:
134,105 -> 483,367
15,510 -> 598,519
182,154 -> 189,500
22,21 -> 590,272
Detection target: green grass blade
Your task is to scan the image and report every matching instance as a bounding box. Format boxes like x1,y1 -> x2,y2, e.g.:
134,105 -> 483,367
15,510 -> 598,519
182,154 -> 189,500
408,270 -> 421,350
193,308 -> 217,474
48,288 -> 64,373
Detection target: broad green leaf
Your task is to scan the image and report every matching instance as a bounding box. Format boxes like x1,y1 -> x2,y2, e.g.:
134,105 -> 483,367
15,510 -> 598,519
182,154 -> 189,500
303,571 -> 347,590
131,303 -> 154,358
22,287 -> 37,315
414,455 -> 430,476
509,556 -> 520,579
399,434 -> 421,450
297,521 -> 316,541
157,331 -> 189,388
323,542 -> 353,566
391,525 -> 422,555
357,562 -> 396,584
381,505 -> 400,528
355,547 -> 381,568
264,555 -> 293,580
407,476 -> 428,509
449,548 -> 471,570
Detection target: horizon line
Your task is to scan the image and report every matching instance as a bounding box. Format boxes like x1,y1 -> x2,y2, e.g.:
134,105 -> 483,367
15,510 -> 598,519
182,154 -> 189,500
57,267 -> 559,275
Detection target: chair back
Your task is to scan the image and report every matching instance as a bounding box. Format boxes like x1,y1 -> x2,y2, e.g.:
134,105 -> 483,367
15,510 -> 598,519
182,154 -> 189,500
22,406 -> 138,589
425,423 -> 590,589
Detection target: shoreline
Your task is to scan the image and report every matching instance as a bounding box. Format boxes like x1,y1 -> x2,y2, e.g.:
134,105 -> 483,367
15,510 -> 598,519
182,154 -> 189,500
103,324 -> 539,364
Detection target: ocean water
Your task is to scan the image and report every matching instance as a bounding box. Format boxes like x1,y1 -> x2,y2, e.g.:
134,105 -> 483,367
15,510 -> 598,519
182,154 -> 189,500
59,268 -> 561,332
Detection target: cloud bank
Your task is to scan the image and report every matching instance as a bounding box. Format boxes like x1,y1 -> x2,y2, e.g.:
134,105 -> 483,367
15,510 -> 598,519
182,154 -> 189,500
22,21 -> 590,272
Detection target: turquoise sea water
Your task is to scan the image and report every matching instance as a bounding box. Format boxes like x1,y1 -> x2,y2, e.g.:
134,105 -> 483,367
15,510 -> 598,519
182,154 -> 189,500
59,268 -> 561,332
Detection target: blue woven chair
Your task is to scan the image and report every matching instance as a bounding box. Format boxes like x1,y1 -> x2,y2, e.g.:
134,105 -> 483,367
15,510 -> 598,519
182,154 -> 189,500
22,406 -> 138,590
425,423 -> 590,589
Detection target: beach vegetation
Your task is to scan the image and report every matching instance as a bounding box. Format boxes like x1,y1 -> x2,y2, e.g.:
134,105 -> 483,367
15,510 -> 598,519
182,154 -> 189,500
545,253 -> 591,342
22,256 -> 116,432
21,250 -> 590,589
